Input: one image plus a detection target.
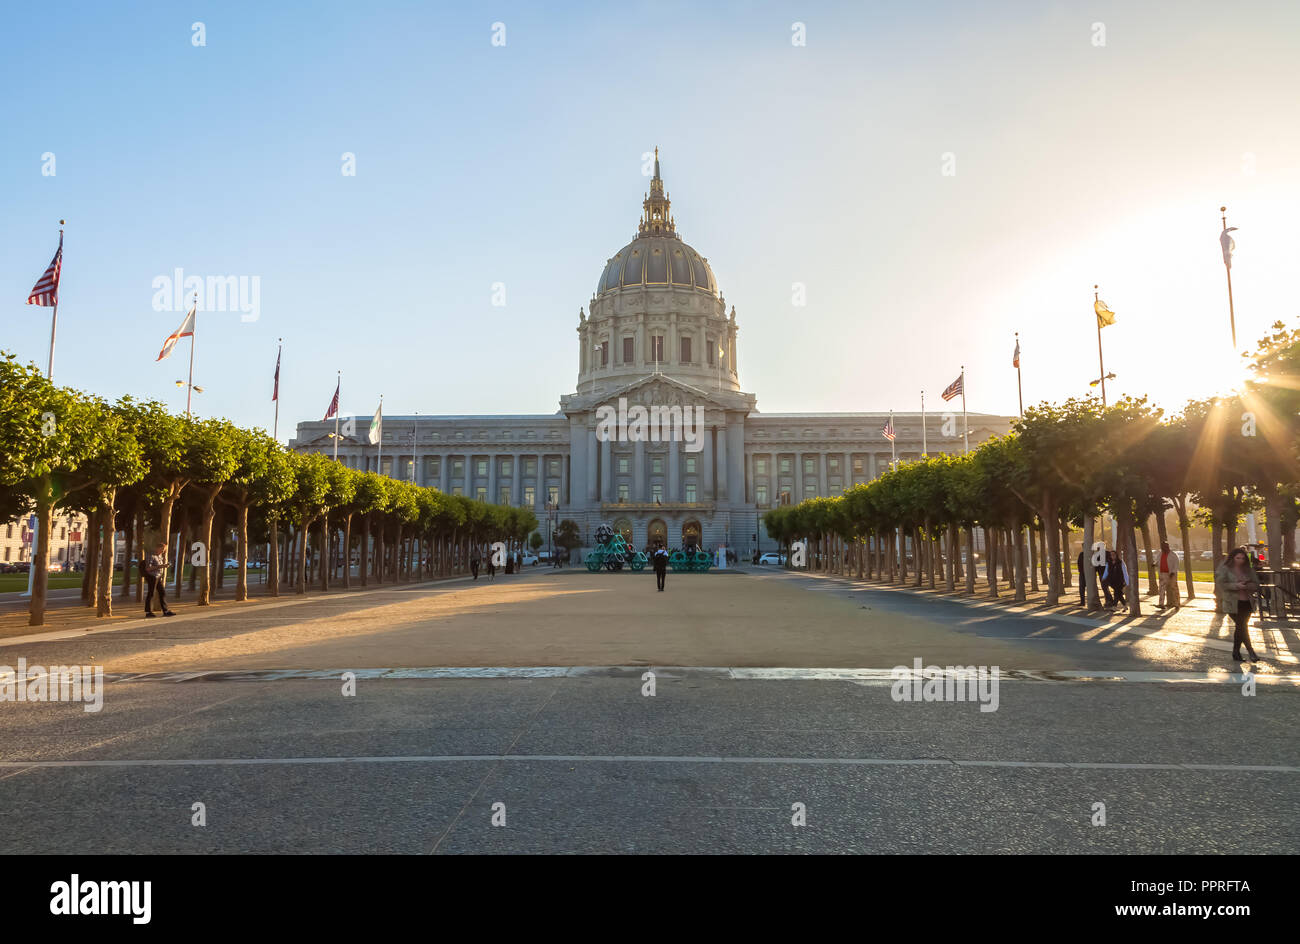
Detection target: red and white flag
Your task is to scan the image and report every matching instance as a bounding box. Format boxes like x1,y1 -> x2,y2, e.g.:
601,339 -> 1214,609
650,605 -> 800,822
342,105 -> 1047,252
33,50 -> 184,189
323,379 -> 340,420
881,418 -> 896,441
26,233 -> 63,307
941,373 -> 964,401
1012,338 -> 1020,369
272,347 -> 281,401
156,305 -> 196,361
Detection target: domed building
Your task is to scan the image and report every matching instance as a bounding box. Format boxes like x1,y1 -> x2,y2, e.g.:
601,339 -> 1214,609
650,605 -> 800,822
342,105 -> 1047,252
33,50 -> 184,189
291,151 -> 1014,558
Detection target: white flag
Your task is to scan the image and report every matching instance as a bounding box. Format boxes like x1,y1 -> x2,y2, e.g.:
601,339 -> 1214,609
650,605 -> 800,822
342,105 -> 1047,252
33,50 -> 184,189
156,305 -> 195,361
367,401 -> 382,444
1220,225 -> 1238,268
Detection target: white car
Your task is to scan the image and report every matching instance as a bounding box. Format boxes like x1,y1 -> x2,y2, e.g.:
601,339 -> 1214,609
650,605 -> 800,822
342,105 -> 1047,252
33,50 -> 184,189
757,552 -> 785,565
521,552 -> 539,566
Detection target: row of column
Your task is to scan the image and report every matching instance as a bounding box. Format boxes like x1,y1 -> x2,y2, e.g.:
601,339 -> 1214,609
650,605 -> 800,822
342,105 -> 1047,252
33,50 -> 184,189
745,451 -> 895,502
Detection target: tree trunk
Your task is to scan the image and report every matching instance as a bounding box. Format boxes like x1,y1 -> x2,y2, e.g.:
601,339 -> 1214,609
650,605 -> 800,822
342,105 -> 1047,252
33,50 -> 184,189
963,526 -> 976,595
82,514 -> 99,606
1038,523 -> 1048,586
945,522 -> 957,592
1028,522 -> 1039,593
927,526 -> 937,590
1139,515 -> 1158,597
296,516 -> 312,594
27,489 -> 55,626
96,497 -> 117,618
234,504 -> 249,601
1013,522 -> 1028,603
1043,501 -> 1062,606
319,510 -> 331,592
134,507 -> 146,601
1118,505 -> 1141,617
986,528 -> 998,598
376,525 -> 386,583
196,486 -> 220,606
359,515 -> 369,587
1060,520 -> 1072,589
268,517 -> 280,598
120,508 -> 135,600
1083,514 -> 1100,609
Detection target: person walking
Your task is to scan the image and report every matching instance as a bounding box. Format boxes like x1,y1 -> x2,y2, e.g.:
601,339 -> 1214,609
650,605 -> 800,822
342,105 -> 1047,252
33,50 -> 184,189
1216,546 -> 1260,661
652,544 -> 669,592
487,553 -> 496,581
1157,540 -> 1180,610
143,541 -> 175,617
1095,547 -> 1114,607
1076,548 -> 1087,605
1103,550 -> 1127,608
470,551 -> 480,580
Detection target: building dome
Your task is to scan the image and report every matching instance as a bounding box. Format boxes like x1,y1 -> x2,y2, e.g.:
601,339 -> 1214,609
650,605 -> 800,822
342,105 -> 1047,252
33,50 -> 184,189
595,236 -> 718,296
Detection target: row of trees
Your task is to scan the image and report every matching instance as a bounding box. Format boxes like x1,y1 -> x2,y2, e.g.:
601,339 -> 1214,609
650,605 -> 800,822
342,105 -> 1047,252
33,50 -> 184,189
1,353 -> 539,626
764,323 -> 1300,617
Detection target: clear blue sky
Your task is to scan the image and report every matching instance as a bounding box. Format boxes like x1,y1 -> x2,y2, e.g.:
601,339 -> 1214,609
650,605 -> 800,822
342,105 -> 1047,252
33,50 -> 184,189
3,0 -> 1298,440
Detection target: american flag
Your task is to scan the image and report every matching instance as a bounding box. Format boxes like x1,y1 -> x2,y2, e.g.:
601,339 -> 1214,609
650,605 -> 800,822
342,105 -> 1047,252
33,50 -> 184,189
26,233 -> 63,307
323,379 -> 339,420
272,347 -> 281,402
941,373 -> 964,401
881,418 -> 896,441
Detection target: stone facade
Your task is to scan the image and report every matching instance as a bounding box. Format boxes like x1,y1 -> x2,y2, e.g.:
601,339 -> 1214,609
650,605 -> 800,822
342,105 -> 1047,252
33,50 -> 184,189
290,152 -> 1015,556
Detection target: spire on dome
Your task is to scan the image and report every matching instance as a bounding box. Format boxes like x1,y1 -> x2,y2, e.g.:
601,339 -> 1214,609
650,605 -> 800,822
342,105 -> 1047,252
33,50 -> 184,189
638,146 -> 677,238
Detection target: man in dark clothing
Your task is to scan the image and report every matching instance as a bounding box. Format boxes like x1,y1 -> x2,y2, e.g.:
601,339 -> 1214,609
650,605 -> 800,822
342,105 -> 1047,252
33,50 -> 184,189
652,545 -> 669,591
1076,549 -> 1087,605
143,541 -> 175,617
470,553 -> 480,580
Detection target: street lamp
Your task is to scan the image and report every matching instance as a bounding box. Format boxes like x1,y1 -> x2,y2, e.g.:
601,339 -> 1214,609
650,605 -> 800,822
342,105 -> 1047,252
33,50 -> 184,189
175,379 -> 204,393
1090,371 -> 1116,389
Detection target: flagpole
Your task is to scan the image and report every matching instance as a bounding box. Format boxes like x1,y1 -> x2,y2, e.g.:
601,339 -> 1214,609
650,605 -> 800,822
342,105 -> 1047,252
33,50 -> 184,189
46,221 -> 64,380
961,366 -> 968,454
377,395 -> 383,474
1216,206 -> 1237,351
1093,286 -> 1107,407
920,392 -> 927,455
890,410 -> 896,470
333,370 -> 341,460
273,338 -> 282,441
186,295 -> 197,418
1015,332 -> 1023,417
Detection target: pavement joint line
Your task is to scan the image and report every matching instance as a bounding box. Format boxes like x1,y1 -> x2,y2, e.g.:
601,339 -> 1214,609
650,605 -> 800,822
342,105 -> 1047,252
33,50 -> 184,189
0,755 -> 1295,772
773,570 -> 1299,663
65,666 -> 1300,685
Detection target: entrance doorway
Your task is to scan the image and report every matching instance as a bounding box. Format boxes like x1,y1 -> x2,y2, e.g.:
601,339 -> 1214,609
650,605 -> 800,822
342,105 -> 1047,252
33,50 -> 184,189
682,519 -> 701,549
647,518 -> 667,549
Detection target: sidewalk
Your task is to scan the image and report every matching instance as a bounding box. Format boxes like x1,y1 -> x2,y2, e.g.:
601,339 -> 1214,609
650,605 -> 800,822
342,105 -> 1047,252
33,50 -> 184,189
0,570 -> 484,643
760,567 -> 1300,665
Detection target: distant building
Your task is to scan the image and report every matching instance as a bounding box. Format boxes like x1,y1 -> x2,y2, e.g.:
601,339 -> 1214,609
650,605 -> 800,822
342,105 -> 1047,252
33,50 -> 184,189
292,152 -> 1014,555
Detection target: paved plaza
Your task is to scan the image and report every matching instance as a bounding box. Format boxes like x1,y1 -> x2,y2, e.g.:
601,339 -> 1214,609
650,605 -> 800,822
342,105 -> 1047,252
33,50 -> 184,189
1,567 -> 1297,853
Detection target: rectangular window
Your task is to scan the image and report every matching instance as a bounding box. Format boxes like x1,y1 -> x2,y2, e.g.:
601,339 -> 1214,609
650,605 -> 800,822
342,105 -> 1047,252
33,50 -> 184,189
476,487 -> 487,502
829,456 -> 840,472
452,460 -> 464,477
830,477 -> 842,492
651,456 -> 663,474
685,456 -> 697,474
548,486 -> 559,506
476,459 -> 488,476
685,483 -> 697,503
804,457 -> 816,476
548,458 -> 561,476
617,484 -> 629,502
617,456 -> 629,474
623,337 -> 634,364
525,458 -> 537,475
524,486 -> 535,506
853,456 -> 864,474
650,335 -> 664,364
59,527 -> 66,539
429,458 -> 441,476
501,459 -> 512,477
707,338 -> 715,366
755,457 -> 768,475
756,485 -> 768,506
680,336 -> 692,363
381,457 -> 393,476
804,483 -> 817,498
779,457 -> 791,474
452,486 -> 463,496
499,486 -> 510,505
600,341 -> 609,366
651,483 -> 663,502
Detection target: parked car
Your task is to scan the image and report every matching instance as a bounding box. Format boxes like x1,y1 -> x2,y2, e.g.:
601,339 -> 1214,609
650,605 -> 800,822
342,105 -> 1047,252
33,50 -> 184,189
521,552 -> 539,566
536,550 -> 553,563
757,552 -> 785,565
1200,550 -> 1213,560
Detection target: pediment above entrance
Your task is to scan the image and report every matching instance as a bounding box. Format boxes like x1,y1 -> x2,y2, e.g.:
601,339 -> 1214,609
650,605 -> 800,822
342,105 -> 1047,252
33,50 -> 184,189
561,373 -> 755,417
